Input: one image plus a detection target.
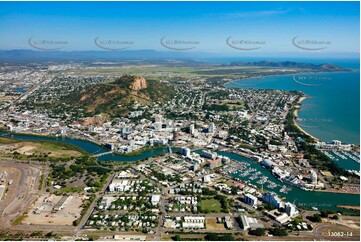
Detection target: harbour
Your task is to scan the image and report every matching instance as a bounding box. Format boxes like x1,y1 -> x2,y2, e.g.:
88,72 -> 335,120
0,132 -> 359,214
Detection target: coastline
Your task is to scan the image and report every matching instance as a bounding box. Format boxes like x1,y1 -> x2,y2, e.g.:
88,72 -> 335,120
316,189 -> 360,195
226,70 -> 360,145
292,96 -> 321,142
224,70 -> 353,88
337,205 -> 360,211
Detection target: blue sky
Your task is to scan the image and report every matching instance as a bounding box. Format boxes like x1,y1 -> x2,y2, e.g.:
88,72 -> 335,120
0,1 -> 359,56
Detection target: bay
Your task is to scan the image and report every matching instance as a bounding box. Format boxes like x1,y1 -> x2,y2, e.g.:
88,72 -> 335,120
225,71 -> 360,145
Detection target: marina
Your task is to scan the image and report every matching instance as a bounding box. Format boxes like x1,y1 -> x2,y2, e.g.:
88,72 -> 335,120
280,185 -> 292,194
321,150 -> 360,171
0,131 -> 360,213
218,151 -> 360,213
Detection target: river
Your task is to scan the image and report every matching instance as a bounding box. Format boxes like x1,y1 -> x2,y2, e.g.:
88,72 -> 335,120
0,131 -> 359,213
0,131 -> 171,162
217,151 -> 359,213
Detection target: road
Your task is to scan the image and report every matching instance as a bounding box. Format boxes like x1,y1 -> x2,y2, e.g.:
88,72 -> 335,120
150,164 -> 254,240
76,172 -> 116,236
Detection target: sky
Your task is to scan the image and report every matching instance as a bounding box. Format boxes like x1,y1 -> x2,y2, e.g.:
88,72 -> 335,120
0,1 -> 359,57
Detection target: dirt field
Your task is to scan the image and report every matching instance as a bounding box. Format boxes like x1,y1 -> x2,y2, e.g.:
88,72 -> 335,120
1,141 -> 82,158
205,218 -> 226,230
24,194 -> 84,226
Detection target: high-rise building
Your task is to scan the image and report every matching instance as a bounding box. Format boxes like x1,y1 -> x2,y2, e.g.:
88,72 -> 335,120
201,150 -> 217,160
285,202 -> 298,217
262,192 -> 284,209
208,122 -> 216,133
244,193 -> 258,207
190,124 -> 195,135
181,147 -> 191,157
309,170 -> 318,184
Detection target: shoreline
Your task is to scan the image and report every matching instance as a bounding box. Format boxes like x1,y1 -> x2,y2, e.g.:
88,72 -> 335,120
292,96 -> 321,142
337,205 -> 360,211
224,70 -> 354,88
316,189 -> 360,195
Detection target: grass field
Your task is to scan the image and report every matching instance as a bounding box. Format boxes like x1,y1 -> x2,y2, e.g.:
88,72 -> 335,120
200,198 -> 222,213
12,214 -> 28,226
0,136 -> 19,144
14,142 -> 83,158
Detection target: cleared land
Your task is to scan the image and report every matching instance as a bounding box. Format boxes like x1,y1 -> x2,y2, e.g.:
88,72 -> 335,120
17,142 -> 81,157
205,218 -> 226,231
0,138 -> 83,159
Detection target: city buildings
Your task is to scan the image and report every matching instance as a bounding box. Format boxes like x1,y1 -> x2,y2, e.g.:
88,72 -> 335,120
262,192 -> 284,209
244,193 -> 258,207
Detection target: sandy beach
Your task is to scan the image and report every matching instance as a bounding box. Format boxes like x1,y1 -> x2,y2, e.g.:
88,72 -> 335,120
293,96 -> 321,142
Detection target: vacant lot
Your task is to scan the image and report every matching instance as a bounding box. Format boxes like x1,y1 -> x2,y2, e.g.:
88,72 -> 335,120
0,140 -> 82,159
200,198 -> 222,213
206,218 -> 226,231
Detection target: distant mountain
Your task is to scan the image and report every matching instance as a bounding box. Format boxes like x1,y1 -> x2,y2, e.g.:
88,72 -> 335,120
229,61 -> 350,71
62,74 -> 175,117
0,49 -> 197,64
0,50 -> 354,71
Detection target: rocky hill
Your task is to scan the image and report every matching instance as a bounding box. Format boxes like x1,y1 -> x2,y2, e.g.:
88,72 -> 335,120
63,75 -> 175,117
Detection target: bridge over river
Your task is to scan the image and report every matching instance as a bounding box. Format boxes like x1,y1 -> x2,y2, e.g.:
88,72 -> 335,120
92,151 -> 114,157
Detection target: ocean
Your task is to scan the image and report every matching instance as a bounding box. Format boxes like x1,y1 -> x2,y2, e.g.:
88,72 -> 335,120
220,58 -> 360,145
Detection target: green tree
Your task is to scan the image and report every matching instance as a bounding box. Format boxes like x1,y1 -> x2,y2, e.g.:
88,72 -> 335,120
270,228 -> 288,236
249,228 -> 266,236
313,214 -> 322,222
320,210 -> 329,218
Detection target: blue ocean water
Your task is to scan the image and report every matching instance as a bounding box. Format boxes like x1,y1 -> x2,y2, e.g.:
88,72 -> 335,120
222,59 -> 360,145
